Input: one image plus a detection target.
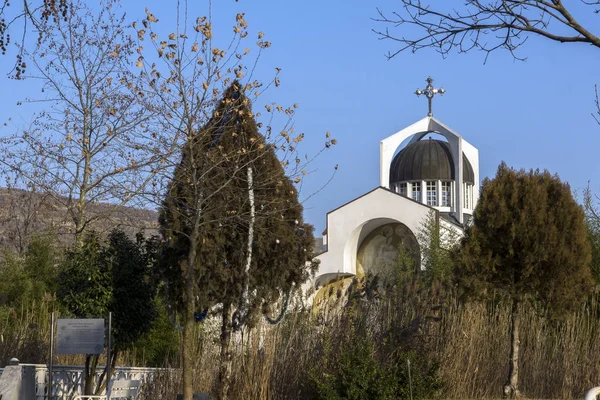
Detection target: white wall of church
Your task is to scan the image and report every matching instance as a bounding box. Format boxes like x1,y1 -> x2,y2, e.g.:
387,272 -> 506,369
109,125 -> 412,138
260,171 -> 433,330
314,188 -> 433,279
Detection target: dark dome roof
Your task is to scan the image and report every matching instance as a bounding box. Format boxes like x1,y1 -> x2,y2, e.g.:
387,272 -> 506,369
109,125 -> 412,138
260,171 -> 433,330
390,139 -> 474,184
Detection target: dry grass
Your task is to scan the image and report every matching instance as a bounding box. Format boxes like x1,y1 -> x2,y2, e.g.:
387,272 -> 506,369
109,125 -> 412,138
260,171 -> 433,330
5,293 -> 600,399
432,299 -> 600,399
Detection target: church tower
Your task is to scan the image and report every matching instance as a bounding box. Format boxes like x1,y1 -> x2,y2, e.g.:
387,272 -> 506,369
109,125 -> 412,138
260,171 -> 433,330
379,77 -> 479,224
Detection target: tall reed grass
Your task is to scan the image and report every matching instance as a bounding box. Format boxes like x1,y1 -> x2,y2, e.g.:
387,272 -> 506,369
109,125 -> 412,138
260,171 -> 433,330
5,290 -> 600,399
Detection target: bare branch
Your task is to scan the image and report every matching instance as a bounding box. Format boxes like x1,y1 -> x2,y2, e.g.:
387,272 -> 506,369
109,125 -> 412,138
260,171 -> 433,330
373,1 -> 600,61
594,85 -> 600,125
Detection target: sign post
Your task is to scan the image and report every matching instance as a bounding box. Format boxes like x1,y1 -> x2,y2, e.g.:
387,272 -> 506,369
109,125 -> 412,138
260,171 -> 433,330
56,319 -> 105,355
52,317 -> 111,398
48,312 -> 55,400
107,312 -> 112,400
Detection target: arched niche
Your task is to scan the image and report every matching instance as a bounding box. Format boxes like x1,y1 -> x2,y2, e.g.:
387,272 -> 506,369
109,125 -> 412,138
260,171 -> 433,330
355,221 -> 420,278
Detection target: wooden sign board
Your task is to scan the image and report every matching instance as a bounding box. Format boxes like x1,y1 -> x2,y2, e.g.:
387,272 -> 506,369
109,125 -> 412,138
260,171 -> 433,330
56,319 -> 105,355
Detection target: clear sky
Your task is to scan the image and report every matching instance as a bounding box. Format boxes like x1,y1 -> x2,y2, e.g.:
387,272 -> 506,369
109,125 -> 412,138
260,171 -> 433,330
1,0 -> 599,235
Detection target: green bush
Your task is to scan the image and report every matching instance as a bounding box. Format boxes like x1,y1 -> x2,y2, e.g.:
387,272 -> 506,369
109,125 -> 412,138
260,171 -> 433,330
309,330 -> 442,400
0,234 -> 59,308
310,338 -> 396,400
131,296 -> 181,367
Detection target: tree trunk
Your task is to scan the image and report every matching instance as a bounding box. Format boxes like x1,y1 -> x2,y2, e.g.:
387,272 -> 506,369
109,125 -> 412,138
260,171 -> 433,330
503,298 -> 521,399
95,351 -> 118,395
182,255 -> 196,400
83,354 -> 98,395
217,302 -> 233,400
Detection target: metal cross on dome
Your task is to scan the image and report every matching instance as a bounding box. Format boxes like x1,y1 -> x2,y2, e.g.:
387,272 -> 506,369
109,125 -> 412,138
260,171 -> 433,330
415,77 -> 445,117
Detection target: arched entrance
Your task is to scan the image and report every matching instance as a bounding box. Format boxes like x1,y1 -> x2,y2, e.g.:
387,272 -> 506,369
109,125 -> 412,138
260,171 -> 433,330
356,221 -> 419,279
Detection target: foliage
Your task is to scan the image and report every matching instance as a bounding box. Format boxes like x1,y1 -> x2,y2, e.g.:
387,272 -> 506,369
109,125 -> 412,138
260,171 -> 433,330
57,229 -> 159,394
310,340 -> 441,400
309,338 -> 398,400
159,81 -> 318,320
159,80 -> 321,399
0,234 -> 60,308
584,185 -> 600,284
0,234 -> 60,366
308,299 -> 443,400
58,233 -> 112,318
131,297 -> 181,367
0,296 -> 57,366
131,4 -> 335,397
457,162 -> 593,397
58,230 -> 158,347
458,163 -> 593,312
108,231 -> 159,351
417,210 -> 460,288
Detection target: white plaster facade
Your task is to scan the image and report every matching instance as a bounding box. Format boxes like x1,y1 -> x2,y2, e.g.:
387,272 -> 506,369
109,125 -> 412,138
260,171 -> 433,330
311,115 -> 479,288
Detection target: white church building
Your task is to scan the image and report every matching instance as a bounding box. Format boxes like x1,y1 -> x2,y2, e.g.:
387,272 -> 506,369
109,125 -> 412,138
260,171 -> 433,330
311,78 -> 479,289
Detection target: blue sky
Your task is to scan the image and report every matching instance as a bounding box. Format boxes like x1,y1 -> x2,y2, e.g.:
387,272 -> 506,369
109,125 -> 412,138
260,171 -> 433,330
1,0 -> 599,234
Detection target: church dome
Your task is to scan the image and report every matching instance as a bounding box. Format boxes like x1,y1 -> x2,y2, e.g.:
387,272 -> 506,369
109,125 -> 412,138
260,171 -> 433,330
390,139 -> 474,184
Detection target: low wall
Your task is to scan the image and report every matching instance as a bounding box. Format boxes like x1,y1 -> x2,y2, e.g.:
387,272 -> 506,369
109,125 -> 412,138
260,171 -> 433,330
0,360 -> 171,400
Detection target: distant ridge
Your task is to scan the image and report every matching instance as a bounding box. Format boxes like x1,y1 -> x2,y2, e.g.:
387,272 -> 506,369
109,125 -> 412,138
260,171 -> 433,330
0,186 -> 160,251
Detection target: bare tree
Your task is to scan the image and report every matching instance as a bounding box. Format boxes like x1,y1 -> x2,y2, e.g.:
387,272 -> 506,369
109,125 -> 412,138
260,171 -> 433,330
1,0 -> 165,243
373,1 -> 600,62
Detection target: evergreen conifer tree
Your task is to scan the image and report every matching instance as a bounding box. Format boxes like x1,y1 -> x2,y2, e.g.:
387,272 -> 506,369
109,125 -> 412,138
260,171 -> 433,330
159,81 -> 317,399
458,163 -> 593,399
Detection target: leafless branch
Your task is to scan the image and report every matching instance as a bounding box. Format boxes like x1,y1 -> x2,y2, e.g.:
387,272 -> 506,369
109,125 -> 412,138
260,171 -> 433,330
373,1 -> 600,61
593,85 -> 600,125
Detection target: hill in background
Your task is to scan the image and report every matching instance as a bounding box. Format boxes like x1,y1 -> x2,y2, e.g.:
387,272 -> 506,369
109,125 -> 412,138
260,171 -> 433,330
0,187 -> 159,253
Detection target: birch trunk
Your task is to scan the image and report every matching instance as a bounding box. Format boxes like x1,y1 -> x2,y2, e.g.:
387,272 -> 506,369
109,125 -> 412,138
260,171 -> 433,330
233,166 -> 255,330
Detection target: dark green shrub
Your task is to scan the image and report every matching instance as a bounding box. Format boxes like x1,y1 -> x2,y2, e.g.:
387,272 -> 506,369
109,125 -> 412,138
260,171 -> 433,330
131,296 -> 181,367
309,328 -> 442,400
